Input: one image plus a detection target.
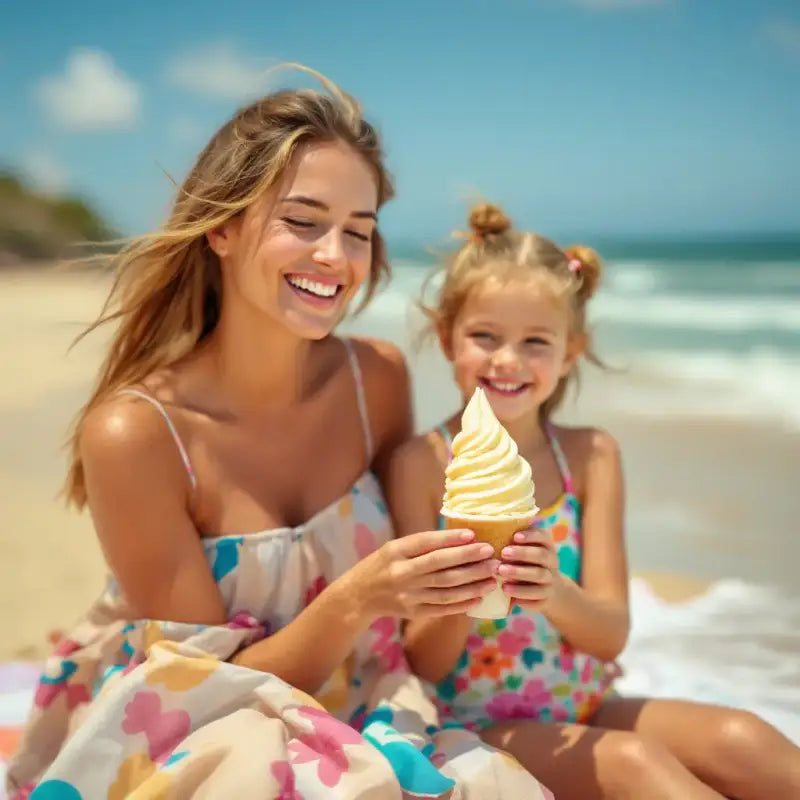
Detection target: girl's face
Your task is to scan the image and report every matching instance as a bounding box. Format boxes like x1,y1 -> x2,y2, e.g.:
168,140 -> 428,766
444,275 -> 581,424
209,140 -> 378,340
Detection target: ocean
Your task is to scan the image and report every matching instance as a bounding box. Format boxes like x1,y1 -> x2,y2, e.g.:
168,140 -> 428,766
379,234 -> 800,431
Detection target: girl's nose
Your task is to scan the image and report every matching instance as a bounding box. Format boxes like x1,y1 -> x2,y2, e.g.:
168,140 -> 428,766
491,344 -> 520,370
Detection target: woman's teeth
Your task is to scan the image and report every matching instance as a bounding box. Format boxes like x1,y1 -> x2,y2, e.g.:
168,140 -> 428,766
286,276 -> 339,298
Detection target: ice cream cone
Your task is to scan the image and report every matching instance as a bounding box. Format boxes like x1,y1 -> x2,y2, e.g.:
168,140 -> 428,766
443,511 -> 537,619
442,514 -> 534,558
439,387 -> 539,619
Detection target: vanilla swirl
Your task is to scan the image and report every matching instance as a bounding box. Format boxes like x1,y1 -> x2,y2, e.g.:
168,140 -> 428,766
441,388 -> 537,517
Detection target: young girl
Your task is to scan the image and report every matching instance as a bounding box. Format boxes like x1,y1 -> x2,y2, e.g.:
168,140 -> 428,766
5,84 -> 554,799
388,202 -> 800,799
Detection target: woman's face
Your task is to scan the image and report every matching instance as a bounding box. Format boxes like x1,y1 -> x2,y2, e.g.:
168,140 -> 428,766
210,140 -> 379,340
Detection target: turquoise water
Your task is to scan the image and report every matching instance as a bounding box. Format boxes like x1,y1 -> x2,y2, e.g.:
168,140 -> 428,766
374,235 -> 800,429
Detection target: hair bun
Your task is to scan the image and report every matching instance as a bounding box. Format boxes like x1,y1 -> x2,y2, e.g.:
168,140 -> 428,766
468,202 -> 512,240
564,244 -> 603,299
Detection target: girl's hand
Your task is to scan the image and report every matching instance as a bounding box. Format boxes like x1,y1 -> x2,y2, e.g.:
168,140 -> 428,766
498,528 -> 560,611
347,528 -> 499,622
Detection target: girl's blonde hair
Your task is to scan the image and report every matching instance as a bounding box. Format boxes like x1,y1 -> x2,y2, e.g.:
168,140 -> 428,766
65,67 -> 394,508
421,202 -> 604,418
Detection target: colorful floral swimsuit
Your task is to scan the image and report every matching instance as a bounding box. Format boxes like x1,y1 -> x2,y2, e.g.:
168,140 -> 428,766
6,339 -> 553,800
435,422 -> 620,732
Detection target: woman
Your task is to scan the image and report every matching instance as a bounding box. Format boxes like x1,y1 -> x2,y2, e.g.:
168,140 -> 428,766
6,71 -> 553,798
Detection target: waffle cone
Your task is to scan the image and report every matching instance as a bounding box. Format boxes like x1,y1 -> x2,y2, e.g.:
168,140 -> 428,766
443,515 -> 536,558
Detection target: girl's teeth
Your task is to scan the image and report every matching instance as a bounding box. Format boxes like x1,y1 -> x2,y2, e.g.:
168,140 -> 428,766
288,276 -> 338,297
490,380 -> 523,392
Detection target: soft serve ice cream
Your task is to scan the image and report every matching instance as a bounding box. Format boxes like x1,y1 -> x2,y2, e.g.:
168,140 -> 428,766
441,387 -> 539,618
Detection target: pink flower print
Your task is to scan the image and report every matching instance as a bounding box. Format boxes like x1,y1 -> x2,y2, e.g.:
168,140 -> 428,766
122,691 -> 191,763
455,676 -> 469,693
288,705 -> 364,787
497,616 -> 535,656
271,760 -> 305,800
34,661 -> 89,711
378,641 -> 405,671
122,654 -> 145,677
580,658 -> 594,683
485,691 -> 539,722
34,681 -> 89,711
522,678 -> 554,708
304,576 -> 328,608
559,642 -> 576,673
369,616 -> 399,652
53,638 -> 81,657
551,706 -> 571,722
466,634 -> 484,652
227,611 -> 261,630
368,617 -> 406,672
435,700 -> 454,718
354,522 -> 377,559
486,677 -> 556,722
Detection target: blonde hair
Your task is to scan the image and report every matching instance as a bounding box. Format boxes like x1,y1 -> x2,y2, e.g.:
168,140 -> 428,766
64,67 -> 394,508
421,202 -> 604,418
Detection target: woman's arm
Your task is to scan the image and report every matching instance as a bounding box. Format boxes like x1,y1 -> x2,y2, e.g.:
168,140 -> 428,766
81,397 -> 228,624
538,428 -> 630,661
230,577 -> 371,689
235,526 -> 497,692
387,436 -> 485,683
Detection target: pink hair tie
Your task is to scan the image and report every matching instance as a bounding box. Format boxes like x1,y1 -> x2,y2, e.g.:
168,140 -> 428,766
567,257 -> 582,273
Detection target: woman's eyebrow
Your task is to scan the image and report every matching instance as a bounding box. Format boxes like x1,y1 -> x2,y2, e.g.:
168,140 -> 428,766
281,194 -> 377,220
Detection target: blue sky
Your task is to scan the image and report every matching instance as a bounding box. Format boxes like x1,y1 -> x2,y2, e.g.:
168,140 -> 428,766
1,0 -> 799,242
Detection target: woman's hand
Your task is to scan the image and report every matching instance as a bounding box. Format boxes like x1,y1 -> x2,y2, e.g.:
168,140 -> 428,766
498,528 -> 560,612
345,528 -> 498,623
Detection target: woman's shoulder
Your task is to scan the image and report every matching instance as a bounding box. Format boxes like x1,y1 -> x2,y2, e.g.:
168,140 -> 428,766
80,383 -> 191,487
346,337 -> 412,446
347,336 -> 409,387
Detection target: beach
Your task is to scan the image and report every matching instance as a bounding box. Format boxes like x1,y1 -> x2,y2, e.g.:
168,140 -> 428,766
1,256 -> 799,743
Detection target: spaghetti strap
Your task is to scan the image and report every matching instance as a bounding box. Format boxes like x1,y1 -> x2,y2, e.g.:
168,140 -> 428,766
437,424 -> 454,463
117,388 -> 197,491
342,339 -> 373,464
545,423 -> 575,494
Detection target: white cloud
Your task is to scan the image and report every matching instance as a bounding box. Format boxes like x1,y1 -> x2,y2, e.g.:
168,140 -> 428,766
763,19 -> 800,58
166,43 -> 268,100
36,49 -> 141,131
21,150 -> 69,195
